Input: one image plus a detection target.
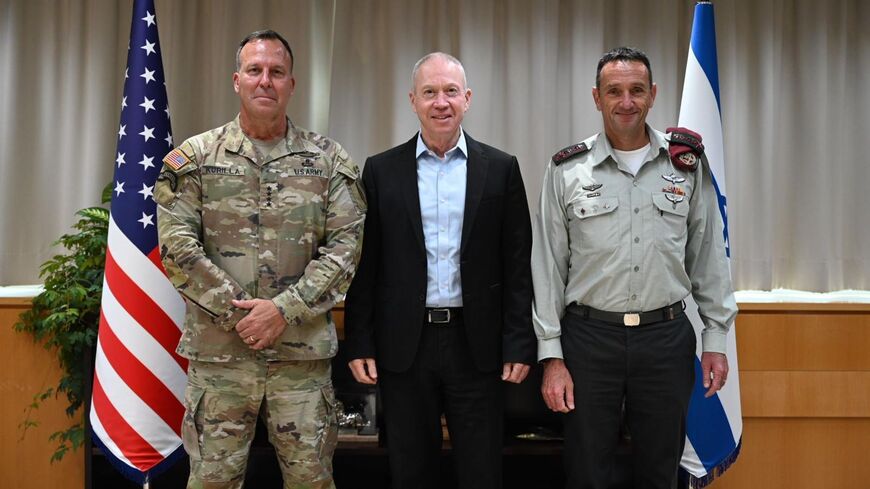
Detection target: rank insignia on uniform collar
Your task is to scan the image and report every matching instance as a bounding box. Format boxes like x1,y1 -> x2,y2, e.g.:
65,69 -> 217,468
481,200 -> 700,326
582,183 -> 603,192
666,127 -> 703,173
552,142 -> 589,165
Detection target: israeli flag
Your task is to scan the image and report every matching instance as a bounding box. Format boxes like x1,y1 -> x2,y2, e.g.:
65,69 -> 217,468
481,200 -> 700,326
677,2 -> 743,487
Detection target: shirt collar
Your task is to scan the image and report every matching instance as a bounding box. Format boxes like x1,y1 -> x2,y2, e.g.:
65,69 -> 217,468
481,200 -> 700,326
415,127 -> 468,160
591,125 -> 668,167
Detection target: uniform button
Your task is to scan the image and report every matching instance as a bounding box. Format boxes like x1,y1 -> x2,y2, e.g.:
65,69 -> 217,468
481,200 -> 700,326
634,266 -> 640,272
634,237 -> 640,243
633,181 -> 638,187
631,294 -> 637,300
634,207 -> 640,214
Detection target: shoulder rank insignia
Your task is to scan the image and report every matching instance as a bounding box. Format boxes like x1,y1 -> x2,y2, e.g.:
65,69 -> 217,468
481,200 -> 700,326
666,127 -> 704,173
163,147 -> 191,172
552,142 -> 589,166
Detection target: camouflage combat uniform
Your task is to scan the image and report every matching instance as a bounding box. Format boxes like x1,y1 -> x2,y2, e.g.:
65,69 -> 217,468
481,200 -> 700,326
155,116 -> 366,488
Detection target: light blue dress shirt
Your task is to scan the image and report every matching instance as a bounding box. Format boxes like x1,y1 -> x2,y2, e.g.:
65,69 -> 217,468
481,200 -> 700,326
416,129 -> 468,307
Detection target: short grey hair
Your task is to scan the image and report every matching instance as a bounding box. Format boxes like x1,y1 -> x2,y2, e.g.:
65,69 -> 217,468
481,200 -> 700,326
236,29 -> 294,72
411,52 -> 468,91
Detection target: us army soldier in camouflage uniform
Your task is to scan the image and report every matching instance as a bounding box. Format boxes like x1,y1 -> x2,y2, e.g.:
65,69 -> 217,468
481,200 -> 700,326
155,30 -> 365,489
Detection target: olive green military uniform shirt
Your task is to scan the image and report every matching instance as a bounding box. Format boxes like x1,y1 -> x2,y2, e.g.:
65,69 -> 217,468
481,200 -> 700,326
532,126 -> 737,360
155,116 -> 366,362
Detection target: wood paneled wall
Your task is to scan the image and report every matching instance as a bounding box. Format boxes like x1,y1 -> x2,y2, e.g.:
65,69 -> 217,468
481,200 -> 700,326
0,298 -> 84,489
709,303 -> 870,488
2,299 -> 868,488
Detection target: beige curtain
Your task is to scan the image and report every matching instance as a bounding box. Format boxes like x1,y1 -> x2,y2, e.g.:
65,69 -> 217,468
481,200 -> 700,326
1,0 -> 868,291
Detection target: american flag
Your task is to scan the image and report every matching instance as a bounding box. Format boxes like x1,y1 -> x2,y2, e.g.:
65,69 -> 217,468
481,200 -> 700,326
89,0 -> 187,483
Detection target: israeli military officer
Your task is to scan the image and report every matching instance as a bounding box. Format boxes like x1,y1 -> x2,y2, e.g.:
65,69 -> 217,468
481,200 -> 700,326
532,46 -> 737,489
155,29 -> 366,489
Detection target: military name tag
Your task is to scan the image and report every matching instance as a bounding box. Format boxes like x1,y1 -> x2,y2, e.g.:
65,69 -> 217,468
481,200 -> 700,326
293,167 -> 325,177
203,165 -> 245,176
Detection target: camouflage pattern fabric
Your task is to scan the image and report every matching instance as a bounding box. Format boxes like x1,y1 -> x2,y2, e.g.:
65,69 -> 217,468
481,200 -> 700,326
155,115 -> 366,362
183,359 -> 338,488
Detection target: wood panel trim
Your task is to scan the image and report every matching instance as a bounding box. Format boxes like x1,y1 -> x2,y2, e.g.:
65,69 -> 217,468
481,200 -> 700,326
740,371 -> 870,418
737,302 -> 870,312
734,312 -> 870,371
0,297 -> 34,307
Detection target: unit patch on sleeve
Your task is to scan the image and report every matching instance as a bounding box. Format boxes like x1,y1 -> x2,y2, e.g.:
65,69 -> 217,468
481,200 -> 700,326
163,147 -> 191,172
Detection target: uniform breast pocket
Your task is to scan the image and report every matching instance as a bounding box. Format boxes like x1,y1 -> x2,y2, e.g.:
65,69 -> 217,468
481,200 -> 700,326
652,193 -> 690,252
202,169 -> 253,209
568,196 -> 620,253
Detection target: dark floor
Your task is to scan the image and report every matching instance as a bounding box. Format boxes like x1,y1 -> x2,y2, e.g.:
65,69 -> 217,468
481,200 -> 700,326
91,447 -> 569,489
90,351 -> 635,488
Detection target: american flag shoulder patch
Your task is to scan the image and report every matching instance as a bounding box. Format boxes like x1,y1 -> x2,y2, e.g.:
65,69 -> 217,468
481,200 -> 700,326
163,147 -> 191,171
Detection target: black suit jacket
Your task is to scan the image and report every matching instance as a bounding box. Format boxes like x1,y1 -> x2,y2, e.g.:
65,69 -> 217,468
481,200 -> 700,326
344,133 -> 535,372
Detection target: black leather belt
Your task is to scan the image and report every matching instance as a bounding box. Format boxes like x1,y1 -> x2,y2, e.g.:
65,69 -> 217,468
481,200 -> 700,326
567,301 -> 685,327
425,307 -> 463,324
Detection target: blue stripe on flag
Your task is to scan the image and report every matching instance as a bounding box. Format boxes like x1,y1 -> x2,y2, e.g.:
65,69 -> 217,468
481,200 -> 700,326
690,3 -> 721,110
686,358 -> 737,472
91,433 -> 187,484
710,175 -> 730,258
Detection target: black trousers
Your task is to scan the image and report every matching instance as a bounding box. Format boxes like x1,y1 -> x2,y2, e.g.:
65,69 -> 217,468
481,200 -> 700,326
561,311 -> 696,489
379,315 -> 504,489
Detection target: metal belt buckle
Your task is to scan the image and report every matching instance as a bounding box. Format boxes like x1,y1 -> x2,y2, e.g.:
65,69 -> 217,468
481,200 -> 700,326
623,313 -> 640,327
428,308 -> 451,324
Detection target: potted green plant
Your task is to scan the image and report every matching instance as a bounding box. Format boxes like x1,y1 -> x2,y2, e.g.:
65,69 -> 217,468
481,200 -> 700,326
14,184 -> 111,462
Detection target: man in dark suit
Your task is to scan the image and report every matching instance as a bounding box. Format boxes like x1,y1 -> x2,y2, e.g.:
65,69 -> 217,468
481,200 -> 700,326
343,52 -> 535,489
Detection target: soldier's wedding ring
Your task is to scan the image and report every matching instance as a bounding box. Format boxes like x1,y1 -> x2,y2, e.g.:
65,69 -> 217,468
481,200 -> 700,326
248,335 -> 256,343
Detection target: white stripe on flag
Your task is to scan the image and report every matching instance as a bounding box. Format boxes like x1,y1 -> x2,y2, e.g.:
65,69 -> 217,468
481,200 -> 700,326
107,216 -> 186,328
90,359 -> 135,468
101,275 -> 187,402
93,340 -> 179,456
679,50 -> 727,196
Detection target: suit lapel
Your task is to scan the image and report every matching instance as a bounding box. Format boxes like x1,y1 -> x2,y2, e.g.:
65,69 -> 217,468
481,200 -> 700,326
461,134 -> 488,255
398,135 -> 426,253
